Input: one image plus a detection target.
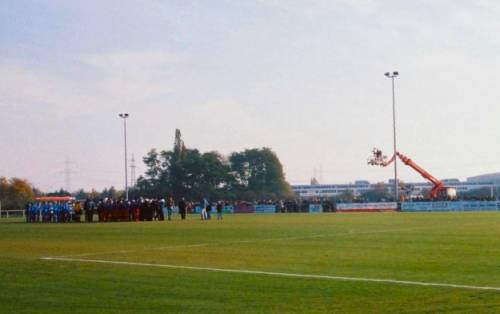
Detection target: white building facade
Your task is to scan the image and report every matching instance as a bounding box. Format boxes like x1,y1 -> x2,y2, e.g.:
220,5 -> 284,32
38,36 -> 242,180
293,178 -> 495,199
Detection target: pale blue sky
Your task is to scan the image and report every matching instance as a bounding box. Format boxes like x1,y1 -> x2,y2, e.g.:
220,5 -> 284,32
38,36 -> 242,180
1,0 -> 500,191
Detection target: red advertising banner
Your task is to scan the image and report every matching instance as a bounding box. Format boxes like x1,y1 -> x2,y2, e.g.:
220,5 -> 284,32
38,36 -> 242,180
35,196 -> 75,202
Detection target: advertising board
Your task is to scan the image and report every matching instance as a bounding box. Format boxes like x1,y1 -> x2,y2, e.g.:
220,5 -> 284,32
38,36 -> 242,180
401,201 -> 500,212
336,202 -> 398,212
254,205 -> 276,213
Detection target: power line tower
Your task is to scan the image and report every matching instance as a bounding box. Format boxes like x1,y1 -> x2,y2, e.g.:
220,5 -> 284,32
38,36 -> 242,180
130,154 -> 137,187
311,167 -> 319,185
319,165 -> 324,184
65,158 -> 72,192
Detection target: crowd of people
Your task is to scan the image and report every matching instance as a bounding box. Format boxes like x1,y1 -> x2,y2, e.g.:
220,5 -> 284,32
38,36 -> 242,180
23,192 -> 498,223
24,195 -> 352,223
25,201 -> 79,223
25,197 -> 227,223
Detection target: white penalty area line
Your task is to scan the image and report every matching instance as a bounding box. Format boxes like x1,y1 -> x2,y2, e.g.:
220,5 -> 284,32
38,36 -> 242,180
40,256 -> 500,293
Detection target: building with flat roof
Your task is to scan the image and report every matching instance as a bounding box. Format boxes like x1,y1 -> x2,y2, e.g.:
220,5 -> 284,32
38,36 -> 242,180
292,179 -> 494,199
467,173 -> 500,185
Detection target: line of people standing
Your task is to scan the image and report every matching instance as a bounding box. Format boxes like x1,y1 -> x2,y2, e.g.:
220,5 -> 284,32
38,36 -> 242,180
26,196 -> 227,223
25,202 -> 81,223
82,197 -> 193,222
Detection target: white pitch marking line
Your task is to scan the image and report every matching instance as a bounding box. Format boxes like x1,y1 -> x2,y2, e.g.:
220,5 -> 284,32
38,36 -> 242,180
55,227 -> 422,258
40,256 -> 500,292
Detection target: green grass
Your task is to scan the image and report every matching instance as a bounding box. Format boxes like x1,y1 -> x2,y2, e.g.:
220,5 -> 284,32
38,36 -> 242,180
1,212 -> 500,313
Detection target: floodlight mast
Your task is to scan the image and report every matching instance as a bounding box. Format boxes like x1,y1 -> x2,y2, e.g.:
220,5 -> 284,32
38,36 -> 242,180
384,71 -> 399,201
119,113 -> 129,201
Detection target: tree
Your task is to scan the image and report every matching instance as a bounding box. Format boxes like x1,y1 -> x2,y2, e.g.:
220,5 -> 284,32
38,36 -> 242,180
100,186 -> 122,199
47,188 -> 71,197
182,150 -> 233,200
0,177 -> 35,210
143,149 -> 162,182
74,189 -> 88,200
137,148 -> 168,197
170,129 -> 187,198
88,189 -> 100,200
229,148 -> 293,199
137,130 -> 293,201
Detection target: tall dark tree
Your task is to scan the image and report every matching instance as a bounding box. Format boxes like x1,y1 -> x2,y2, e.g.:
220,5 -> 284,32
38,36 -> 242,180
170,129 -> 187,198
188,151 -> 233,199
136,148 -> 167,197
137,130 -> 292,201
143,149 -> 162,182
100,186 -> 121,199
74,189 -> 88,200
229,148 -> 293,199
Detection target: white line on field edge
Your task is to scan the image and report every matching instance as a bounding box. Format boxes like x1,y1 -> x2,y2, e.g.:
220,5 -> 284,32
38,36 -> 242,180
54,227 -> 423,258
40,256 -> 500,292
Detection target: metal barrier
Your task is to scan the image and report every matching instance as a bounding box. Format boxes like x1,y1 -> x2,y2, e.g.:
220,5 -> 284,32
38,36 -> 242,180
0,209 -> 25,219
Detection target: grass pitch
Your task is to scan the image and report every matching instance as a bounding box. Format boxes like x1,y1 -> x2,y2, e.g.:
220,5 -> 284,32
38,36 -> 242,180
1,212 -> 500,313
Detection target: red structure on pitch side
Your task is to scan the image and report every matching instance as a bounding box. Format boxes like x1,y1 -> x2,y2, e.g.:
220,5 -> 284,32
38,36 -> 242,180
368,148 -> 457,200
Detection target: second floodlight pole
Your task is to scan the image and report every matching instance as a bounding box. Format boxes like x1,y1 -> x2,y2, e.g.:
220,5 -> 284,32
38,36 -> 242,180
385,71 -> 399,202
119,113 -> 129,201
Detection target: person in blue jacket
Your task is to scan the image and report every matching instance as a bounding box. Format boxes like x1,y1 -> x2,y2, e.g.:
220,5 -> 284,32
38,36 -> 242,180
41,203 -> 50,222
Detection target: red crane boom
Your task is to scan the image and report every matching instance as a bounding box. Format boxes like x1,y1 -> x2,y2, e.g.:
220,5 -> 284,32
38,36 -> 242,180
368,148 -> 455,200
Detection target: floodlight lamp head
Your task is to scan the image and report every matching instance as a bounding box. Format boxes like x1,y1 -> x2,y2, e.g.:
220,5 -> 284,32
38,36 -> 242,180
384,72 -> 390,77
393,71 -> 399,76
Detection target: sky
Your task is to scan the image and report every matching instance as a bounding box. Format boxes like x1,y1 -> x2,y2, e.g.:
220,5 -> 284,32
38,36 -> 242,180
1,0 -> 500,192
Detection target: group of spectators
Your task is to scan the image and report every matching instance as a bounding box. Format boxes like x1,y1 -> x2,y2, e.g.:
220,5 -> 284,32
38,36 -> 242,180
25,197 -> 227,223
25,202 -> 79,223
83,197 -> 179,222
23,195 -> 500,223
25,197 -> 345,223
